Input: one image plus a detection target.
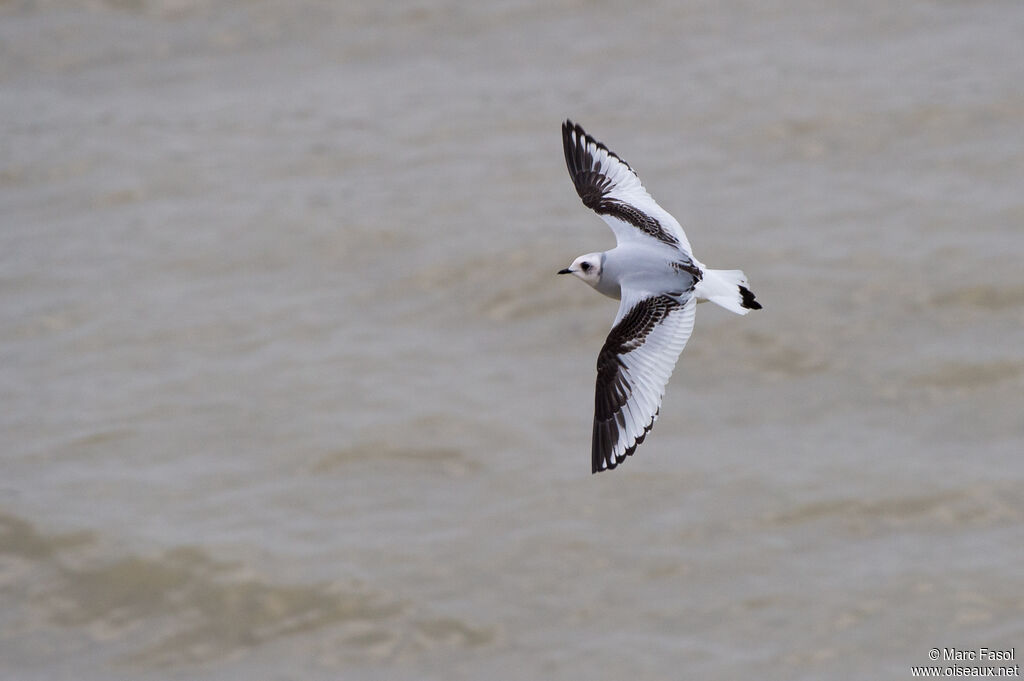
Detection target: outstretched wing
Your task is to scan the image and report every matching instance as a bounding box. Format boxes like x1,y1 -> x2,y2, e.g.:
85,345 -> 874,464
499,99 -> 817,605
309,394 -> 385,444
562,119 -> 693,254
592,291 -> 697,473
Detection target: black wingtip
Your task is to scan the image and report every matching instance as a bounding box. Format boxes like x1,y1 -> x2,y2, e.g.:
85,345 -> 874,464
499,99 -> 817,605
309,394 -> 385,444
561,119 -> 577,147
739,285 -> 762,310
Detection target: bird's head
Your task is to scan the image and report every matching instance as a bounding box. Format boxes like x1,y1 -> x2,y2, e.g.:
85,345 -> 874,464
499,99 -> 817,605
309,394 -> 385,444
558,252 -> 603,288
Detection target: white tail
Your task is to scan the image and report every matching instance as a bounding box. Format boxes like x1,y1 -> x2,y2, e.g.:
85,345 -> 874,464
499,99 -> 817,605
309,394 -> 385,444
694,269 -> 762,315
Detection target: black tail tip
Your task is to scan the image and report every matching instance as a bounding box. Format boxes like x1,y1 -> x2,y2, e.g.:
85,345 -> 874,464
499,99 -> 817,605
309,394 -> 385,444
739,286 -> 762,310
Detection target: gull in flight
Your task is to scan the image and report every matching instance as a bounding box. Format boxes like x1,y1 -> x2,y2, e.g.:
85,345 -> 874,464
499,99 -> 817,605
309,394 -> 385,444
558,120 -> 761,473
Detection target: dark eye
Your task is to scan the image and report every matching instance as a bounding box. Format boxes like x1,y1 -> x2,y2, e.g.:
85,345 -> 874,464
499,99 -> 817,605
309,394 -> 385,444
580,262 -> 591,272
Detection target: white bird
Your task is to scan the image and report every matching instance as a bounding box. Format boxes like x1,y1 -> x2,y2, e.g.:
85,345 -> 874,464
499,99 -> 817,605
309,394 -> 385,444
558,120 -> 761,473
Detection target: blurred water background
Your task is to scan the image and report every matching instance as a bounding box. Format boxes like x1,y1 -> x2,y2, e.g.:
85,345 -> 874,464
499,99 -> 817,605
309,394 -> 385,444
2,1 -> 1023,679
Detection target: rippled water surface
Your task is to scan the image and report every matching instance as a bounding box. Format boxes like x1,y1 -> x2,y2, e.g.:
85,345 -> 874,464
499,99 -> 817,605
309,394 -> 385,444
2,1 -> 1023,679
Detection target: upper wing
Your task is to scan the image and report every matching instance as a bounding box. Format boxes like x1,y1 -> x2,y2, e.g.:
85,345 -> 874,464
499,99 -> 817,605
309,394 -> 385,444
592,290 -> 697,473
562,119 -> 693,254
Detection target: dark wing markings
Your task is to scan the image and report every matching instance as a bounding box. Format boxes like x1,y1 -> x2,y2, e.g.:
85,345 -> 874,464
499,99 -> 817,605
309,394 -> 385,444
592,294 -> 682,473
562,120 -> 681,248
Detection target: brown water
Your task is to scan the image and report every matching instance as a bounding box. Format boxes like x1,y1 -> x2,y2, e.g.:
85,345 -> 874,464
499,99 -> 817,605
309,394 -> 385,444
2,1 -> 1023,679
